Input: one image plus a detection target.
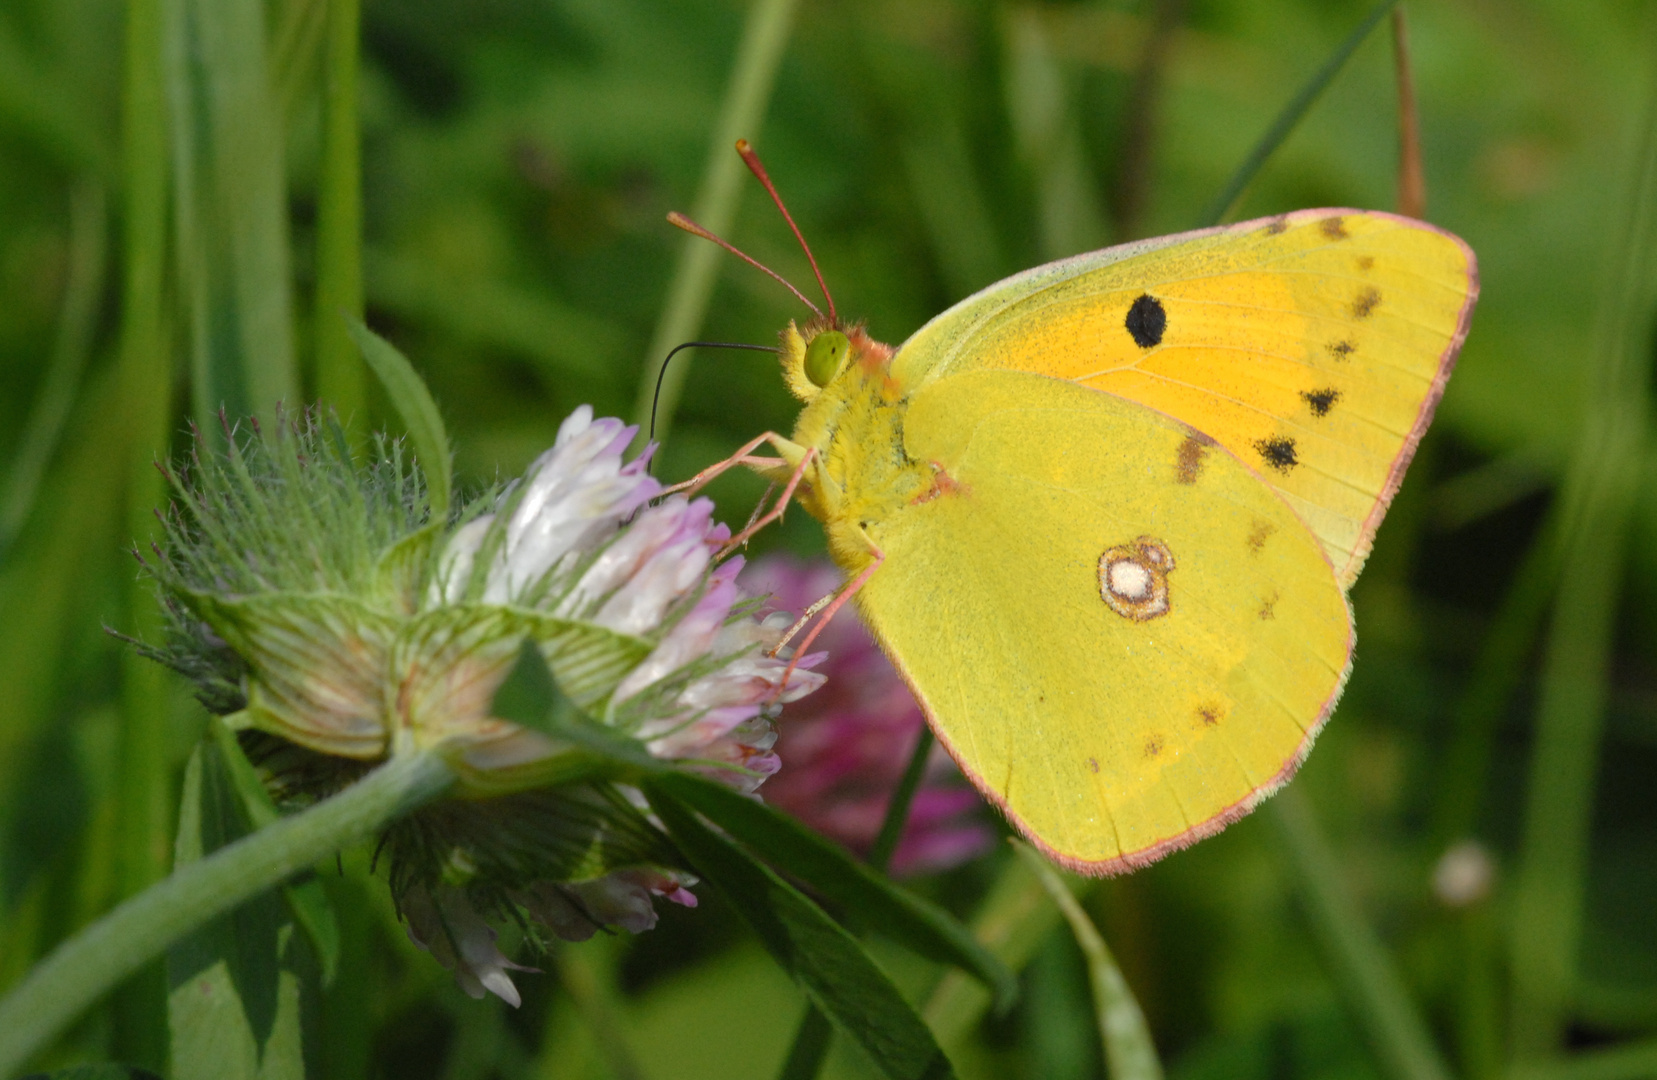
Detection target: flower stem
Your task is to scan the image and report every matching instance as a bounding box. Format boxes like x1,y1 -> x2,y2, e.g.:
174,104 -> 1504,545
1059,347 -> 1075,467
0,750 -> 455,1076
868,725 -> 935,873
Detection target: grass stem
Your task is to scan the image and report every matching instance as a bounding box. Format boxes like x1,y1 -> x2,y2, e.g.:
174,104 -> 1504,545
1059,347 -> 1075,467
630,0 -> 800,451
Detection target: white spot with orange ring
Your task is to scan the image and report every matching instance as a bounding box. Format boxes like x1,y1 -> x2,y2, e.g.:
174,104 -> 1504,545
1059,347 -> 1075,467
1098,537 -> 1176,621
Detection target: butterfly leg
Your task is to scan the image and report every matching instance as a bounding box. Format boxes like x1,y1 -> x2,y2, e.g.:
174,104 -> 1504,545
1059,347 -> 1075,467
659,431 -> 799,497
717,446 -> 817,557
769,543 -> 885,695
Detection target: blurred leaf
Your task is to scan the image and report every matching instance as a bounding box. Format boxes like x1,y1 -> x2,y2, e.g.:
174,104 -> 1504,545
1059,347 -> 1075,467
1508,17 -> 1657,1054
21,1067 -> 164,1080
207,719 -> 340,986
0,179 -> 108,553
645,782 -> 955,1080
1271,787 -> 1453,1080
649,769 -> 1016,1011
163,0 -> 298,428
923,851 -> 1064,1051
165,739 -> 311,1080
347,317 -> 452,518
1014,841 -> 1163,1080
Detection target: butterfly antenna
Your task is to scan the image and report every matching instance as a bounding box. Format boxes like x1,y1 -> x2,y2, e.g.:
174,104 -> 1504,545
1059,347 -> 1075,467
736,139 -> 837,324
650,340 -> 780,446
667,212 -> 823,319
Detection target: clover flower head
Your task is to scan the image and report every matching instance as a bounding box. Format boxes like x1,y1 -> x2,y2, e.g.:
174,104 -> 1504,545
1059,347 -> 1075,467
142,406 -> 825,1004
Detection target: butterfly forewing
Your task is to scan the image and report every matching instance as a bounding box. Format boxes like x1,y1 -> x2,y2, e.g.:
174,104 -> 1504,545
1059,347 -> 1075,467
891,210 -> 1478,588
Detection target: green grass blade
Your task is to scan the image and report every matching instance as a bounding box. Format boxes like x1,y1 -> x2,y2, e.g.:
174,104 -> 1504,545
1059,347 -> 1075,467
629,0 -> 800,449
347,318 -> 452,518
112,0 -> 178,1060
0,179 -> 108,553
1271,788 -> 1454,1080
313,0 -> 365,423
1197,0 -> 1399,227
650,770 -> 1015,1007
646,783 -> 956,1080
164,0 -> 298,429
166,740 -> 308,1080
923,851 -> 1065,1051
1507,23 -> 1657,1055
1014,843 -> 1163,1080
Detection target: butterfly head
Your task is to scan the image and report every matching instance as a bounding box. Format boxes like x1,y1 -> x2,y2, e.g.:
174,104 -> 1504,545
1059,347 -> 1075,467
779,319 -> 893,401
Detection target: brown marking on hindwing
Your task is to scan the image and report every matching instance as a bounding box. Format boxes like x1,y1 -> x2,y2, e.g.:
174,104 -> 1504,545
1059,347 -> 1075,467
1351,287 -> 1382,319
1327,339 -> 1357,360
1259,592 -> 1278,620
1357,255 -> 1374,271
1196,702 -> 1224,726
1087,757 -> 1099,773
1247,521 -> 1276,552
1175,433 -> 1208,484
1143,736 -> 1163,758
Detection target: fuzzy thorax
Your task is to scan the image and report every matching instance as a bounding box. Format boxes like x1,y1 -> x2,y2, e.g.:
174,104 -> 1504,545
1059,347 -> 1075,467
764,321 -> 931,574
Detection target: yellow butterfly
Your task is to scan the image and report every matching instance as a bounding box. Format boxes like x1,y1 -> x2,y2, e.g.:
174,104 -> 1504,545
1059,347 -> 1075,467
680,143 -> 1477,874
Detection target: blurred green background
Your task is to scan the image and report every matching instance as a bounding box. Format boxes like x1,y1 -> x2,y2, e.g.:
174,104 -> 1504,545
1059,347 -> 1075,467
2,0 -> 1656,1077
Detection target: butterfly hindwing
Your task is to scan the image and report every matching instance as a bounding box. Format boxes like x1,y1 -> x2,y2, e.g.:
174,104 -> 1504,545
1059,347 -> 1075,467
854,369 -> 1352,872
889,210 -> 1478,587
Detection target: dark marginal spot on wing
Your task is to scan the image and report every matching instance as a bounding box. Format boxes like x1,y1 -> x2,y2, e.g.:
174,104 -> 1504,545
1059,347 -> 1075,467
1327,339 -> 1356,360
1175,434 -> 1207,484
1254,436 -> 1298,473
1125,293 -> 1167,348
1351,287 -> 1382,319
1320,216 -> 1349,240
1301,387 -> 1341,417
1264,216 -> 1289,235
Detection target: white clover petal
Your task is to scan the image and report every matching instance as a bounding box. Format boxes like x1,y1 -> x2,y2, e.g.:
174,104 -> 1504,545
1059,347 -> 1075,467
431,514 -> 493,604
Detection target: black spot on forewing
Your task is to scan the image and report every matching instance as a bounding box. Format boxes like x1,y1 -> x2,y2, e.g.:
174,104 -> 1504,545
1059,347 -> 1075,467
1327,339 -> 1356,360
1301,388 -> 1340,417
1254,436 -> 1298,473
1320,216 -> 1349,240
1351,287 -> 1382,319
1125,294 -> 1167,348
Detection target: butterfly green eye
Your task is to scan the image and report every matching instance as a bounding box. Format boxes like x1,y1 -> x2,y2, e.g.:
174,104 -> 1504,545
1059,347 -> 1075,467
804,331 -> 850,387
